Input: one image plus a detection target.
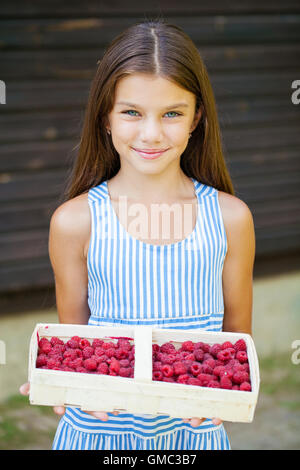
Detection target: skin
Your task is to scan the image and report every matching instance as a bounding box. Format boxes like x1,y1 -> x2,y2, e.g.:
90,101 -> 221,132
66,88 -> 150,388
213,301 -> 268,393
20,73 -> 255,428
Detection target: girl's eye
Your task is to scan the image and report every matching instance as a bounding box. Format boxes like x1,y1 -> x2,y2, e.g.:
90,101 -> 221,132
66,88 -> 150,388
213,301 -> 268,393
122,110 -> 182,118
123,110 -> 139,117
165,111 -> 181,118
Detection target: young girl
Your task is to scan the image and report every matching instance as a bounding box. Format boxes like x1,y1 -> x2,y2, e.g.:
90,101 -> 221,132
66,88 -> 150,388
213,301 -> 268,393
21,19 -> 255,450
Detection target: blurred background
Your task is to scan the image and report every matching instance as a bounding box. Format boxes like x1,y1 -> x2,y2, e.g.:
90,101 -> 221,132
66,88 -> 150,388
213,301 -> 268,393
0,0 -> 300,450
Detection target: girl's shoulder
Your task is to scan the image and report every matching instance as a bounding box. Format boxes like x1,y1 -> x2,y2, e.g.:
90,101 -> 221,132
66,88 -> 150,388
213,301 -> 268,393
50,192 -> 91,256
217,190 -> 254,243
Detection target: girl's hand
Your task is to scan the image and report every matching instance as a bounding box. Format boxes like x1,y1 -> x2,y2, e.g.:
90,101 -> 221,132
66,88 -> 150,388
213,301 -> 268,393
19,382 -> 119,421
182,417 -> 222,427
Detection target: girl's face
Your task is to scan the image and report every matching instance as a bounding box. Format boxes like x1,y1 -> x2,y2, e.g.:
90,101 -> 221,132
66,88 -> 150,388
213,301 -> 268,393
107,73 -> 201,177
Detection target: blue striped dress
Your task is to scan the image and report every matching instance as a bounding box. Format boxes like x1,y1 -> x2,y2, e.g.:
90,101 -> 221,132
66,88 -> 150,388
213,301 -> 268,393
52,177 -> 231,450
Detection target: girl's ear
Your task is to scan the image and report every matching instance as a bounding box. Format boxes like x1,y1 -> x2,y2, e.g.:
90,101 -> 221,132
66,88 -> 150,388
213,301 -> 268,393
190,106 -> 203,133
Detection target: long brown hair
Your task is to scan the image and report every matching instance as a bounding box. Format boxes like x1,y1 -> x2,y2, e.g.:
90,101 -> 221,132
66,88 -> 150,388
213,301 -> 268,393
63,19 -> 234,202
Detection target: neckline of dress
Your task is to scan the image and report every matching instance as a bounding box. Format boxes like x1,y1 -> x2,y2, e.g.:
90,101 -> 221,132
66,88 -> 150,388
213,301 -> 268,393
105,178 -> 201,249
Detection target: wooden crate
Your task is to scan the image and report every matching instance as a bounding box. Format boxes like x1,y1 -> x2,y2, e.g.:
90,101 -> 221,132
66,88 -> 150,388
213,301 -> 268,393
28,323 -> 260,423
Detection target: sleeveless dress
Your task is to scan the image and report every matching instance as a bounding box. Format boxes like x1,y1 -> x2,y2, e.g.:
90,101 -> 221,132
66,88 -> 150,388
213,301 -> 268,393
52,177 -> 231,450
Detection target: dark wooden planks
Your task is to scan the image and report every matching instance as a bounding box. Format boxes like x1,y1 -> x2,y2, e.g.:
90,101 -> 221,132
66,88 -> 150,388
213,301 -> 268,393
1,16 -> 300,50
2,1 -> 300,17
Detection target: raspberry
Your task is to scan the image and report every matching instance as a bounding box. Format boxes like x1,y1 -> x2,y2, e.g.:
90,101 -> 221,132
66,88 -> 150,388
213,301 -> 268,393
207,380 -> 220,388
38,337 -> 50,348
221,368 -> 234,380
76,366 -> 88,373
82,346 -> 94,359
47,358 -> 61,369
36,354 -> 47,367
102,341 -> 116,350
240,382 -> 252,392
109,358 -> 120,374
160,342 -> 176,354
63,349 -> 77,360
187,377 -> 201,386
213,365 -> 226,377
38,338 -> 52,354
152,344 -> 160,354
117,338 -> 132,349
162,377 -> 175,383
94,347 -> 105,357
184,353 -> 195,361
79,338 -> 91,349
119,367 -> 131,377
66,338 -> 80,349
234,339 -> 247,352
181,341 -> 194,352
220,376 -> 232,389
195,342 -> 210,353
83,358 -> 97,371
202,364 -> 213,375
209,344 -> 222,358
119,359 -> 130,367
177,374 -> 190,384
203,352 -> 214,362
50,337 -> 64,347
217,348 -> 235,363
52,343 -> 65,354
72,358 -> 84,369
92,338 -> 103,349
221,341 -> 234,350
97,363 -> 109,375
190,362 -> 202,376
173,361 -> 188,375
115,348 -> 129,359
194,349 -> 204,362
203,358 -> 216,369
153,361 -> 163,371
198,373 -> 214,386
106,347 -> 117,358
153,371 -> 163,381
164,354 -> 177,364
233,371 -> 250,385
232,385 -> 240,390
236,351 -> 248,363
162,364 -> 174,378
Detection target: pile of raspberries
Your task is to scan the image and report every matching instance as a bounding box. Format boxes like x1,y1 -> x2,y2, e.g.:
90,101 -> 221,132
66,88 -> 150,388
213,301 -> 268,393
36,336 -> 135,377
152,339 -> 252,391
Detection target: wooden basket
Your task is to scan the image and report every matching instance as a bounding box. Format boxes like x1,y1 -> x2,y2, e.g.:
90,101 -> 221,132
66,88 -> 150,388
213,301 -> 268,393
28,323 -> 260,423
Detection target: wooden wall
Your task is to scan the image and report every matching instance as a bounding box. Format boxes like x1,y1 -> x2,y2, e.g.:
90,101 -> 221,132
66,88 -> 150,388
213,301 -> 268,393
1,1 -> 300,299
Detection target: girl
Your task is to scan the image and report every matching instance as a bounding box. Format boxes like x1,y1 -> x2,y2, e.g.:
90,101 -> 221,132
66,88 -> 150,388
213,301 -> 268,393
21,19 -> 255,450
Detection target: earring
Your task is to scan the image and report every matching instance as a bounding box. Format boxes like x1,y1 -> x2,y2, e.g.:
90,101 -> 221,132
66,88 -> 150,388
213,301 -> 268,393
189,133 -> 192,139
107,129 -> 111,135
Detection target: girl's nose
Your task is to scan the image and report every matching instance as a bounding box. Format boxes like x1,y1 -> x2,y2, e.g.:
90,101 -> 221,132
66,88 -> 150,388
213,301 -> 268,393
140,118 -> 163,142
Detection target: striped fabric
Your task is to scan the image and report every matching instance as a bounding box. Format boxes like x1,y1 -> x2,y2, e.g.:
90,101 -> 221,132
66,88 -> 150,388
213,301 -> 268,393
52,178 -> 231,450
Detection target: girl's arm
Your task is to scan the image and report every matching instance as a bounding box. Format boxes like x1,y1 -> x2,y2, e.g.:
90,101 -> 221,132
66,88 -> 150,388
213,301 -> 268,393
220,193 -> 256,335
48,196 -> 91,325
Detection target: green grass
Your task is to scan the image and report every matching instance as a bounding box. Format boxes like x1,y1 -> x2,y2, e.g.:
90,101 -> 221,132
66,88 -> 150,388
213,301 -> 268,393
0,394 -> 59,450
259,353 -> 300,396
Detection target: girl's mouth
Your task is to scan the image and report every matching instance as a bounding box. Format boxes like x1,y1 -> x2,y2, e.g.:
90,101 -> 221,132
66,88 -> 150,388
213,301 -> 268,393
132,147 -> 169,159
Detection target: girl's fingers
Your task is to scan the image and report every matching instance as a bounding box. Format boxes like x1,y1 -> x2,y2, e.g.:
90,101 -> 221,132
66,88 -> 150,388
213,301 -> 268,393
19,383 -> 30,395
212,417 -> 222,426
82,410 -> 109,421
53,406 -> 66,416
182,417 -> 222,427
